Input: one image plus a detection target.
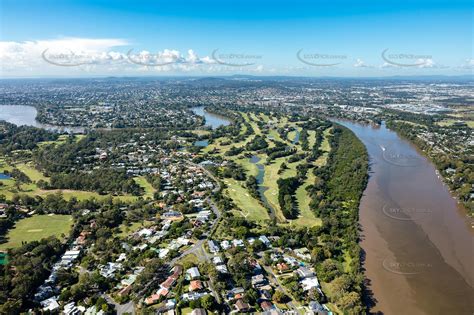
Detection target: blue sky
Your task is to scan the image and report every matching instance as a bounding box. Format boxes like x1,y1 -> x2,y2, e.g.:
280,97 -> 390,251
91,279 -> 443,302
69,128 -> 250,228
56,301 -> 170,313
1,0 -> 472,77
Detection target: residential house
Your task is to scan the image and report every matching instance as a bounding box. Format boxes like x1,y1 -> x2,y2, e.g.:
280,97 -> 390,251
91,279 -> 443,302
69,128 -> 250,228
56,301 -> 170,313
260,301 -> 275,312
301,277 -> 320,291
234,299 -> 251,313
296,267 -> 315,279
190,309 -> 207,315
186,267 -> 201,279
189,280 -> 204,292
208,240 -> 220,253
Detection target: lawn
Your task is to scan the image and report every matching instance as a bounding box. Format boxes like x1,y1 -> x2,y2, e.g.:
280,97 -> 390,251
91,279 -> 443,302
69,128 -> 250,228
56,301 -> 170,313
320,127 -> 332,152
134,176 -> 155,199
259,113 -> 270,122
0,158 -> 13,173
436,119 -> 474,128
224,178 -> 270,221
118,221 -> 145,237
180,307 -> 193,315
262,158 -> 287,221
268,129 -> 284,143
287,130 -> 297,143
0,179 -> 139,202
37,134 -> 84,147
16,162 -> 49,183
307,130 -> 316,148
0,158 -> 140,201
177,253 -> 199,268
292,170 -> 322,227
314,127 -> 332,167
0,160 -> 140,202
0,214 -> 73,250
233,156 -> 260,177
190,129 -> 211,136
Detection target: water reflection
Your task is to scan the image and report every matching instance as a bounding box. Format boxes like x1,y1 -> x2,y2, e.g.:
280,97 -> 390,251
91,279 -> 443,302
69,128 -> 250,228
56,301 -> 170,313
191,106 -> 231,129
0,105 -> 84,133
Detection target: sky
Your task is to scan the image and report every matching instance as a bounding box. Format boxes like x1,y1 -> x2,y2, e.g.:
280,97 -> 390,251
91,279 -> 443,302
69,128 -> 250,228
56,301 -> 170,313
0,0 -> 473,77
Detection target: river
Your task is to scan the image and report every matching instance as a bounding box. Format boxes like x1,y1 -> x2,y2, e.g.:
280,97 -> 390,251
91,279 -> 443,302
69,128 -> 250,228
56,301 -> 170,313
191,106 -> 231,129
2,103 -> 472,313
334,120 -> 474,314
0,105 -> 84,133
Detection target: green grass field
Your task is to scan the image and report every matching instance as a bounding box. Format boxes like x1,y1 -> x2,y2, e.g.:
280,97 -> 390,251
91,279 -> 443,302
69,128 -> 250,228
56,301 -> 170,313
292,170 -> 322,227
262,158 -> 286,221
224,178 -> 270,221
118,221 -> 145,237
0,158 -> 142,202
190,129 -> 211,136
313,127 -> 332,166
0,214 -> 73,249
16,162 -> 50,183
0,179 -> 139,202
436,119 -> 474,128
37,134 -> 85,147
307,130 -> 316,148
233,156 -> 260,177
259,113 -> 270,122
134,176 -> 155,199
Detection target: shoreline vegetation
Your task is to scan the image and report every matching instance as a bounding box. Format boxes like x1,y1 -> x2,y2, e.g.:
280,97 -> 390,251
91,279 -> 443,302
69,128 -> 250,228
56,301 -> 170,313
385,120 -> 473,217
0,92 -> 468,314
325,107 -> 473,218
198,106 -> 369,312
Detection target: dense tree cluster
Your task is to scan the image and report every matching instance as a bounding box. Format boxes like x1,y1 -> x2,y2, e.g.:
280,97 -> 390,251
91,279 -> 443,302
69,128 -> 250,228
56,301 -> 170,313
245,135 -> 268,151
306,125 -> 368,313
245,175 -> 260,199
0,237 -> 65,313
277,177 -> 300,219
45,169 -> 143,195
220,162 -> 246,181
0,121 -> 58,153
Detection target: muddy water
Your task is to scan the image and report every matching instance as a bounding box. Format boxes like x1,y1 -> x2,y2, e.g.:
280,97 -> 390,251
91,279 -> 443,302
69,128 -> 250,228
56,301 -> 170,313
334,120 -> 474,315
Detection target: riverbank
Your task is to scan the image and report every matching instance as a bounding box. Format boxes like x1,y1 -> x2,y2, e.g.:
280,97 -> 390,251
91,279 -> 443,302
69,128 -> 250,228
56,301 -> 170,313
335,119 -> 474,314
386,119 -> 473,218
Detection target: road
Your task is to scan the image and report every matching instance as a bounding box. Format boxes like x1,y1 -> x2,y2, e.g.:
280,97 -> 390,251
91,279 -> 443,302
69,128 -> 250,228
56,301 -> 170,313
262,265 -> 301,314
103,294 -> 135,315
138,160 -> 223,304
185,160 -> 221,193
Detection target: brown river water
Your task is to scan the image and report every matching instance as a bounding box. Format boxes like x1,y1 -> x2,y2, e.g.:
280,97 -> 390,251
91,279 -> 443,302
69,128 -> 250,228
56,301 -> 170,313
335,120 -> 474,315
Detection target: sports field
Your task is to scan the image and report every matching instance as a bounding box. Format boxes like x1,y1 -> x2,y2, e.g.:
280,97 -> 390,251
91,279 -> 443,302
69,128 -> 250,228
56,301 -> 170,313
0,214 -> 73,249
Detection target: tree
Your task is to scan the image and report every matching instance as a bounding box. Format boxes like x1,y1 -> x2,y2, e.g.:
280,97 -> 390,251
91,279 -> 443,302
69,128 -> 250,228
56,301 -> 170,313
337,291 -> 363,314
317,259 -> 341,282
328,275 -> 351,301
272,290 -> 290,303
311,247 -> 325,263
201,295 -> 217,310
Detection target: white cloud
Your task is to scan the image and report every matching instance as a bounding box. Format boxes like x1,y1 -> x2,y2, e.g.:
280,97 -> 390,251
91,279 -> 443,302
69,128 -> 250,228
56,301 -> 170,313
0,38 -> 220,76
458,58 -> 474,69
0,38 -> 130,74
353,58 -> 372,68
